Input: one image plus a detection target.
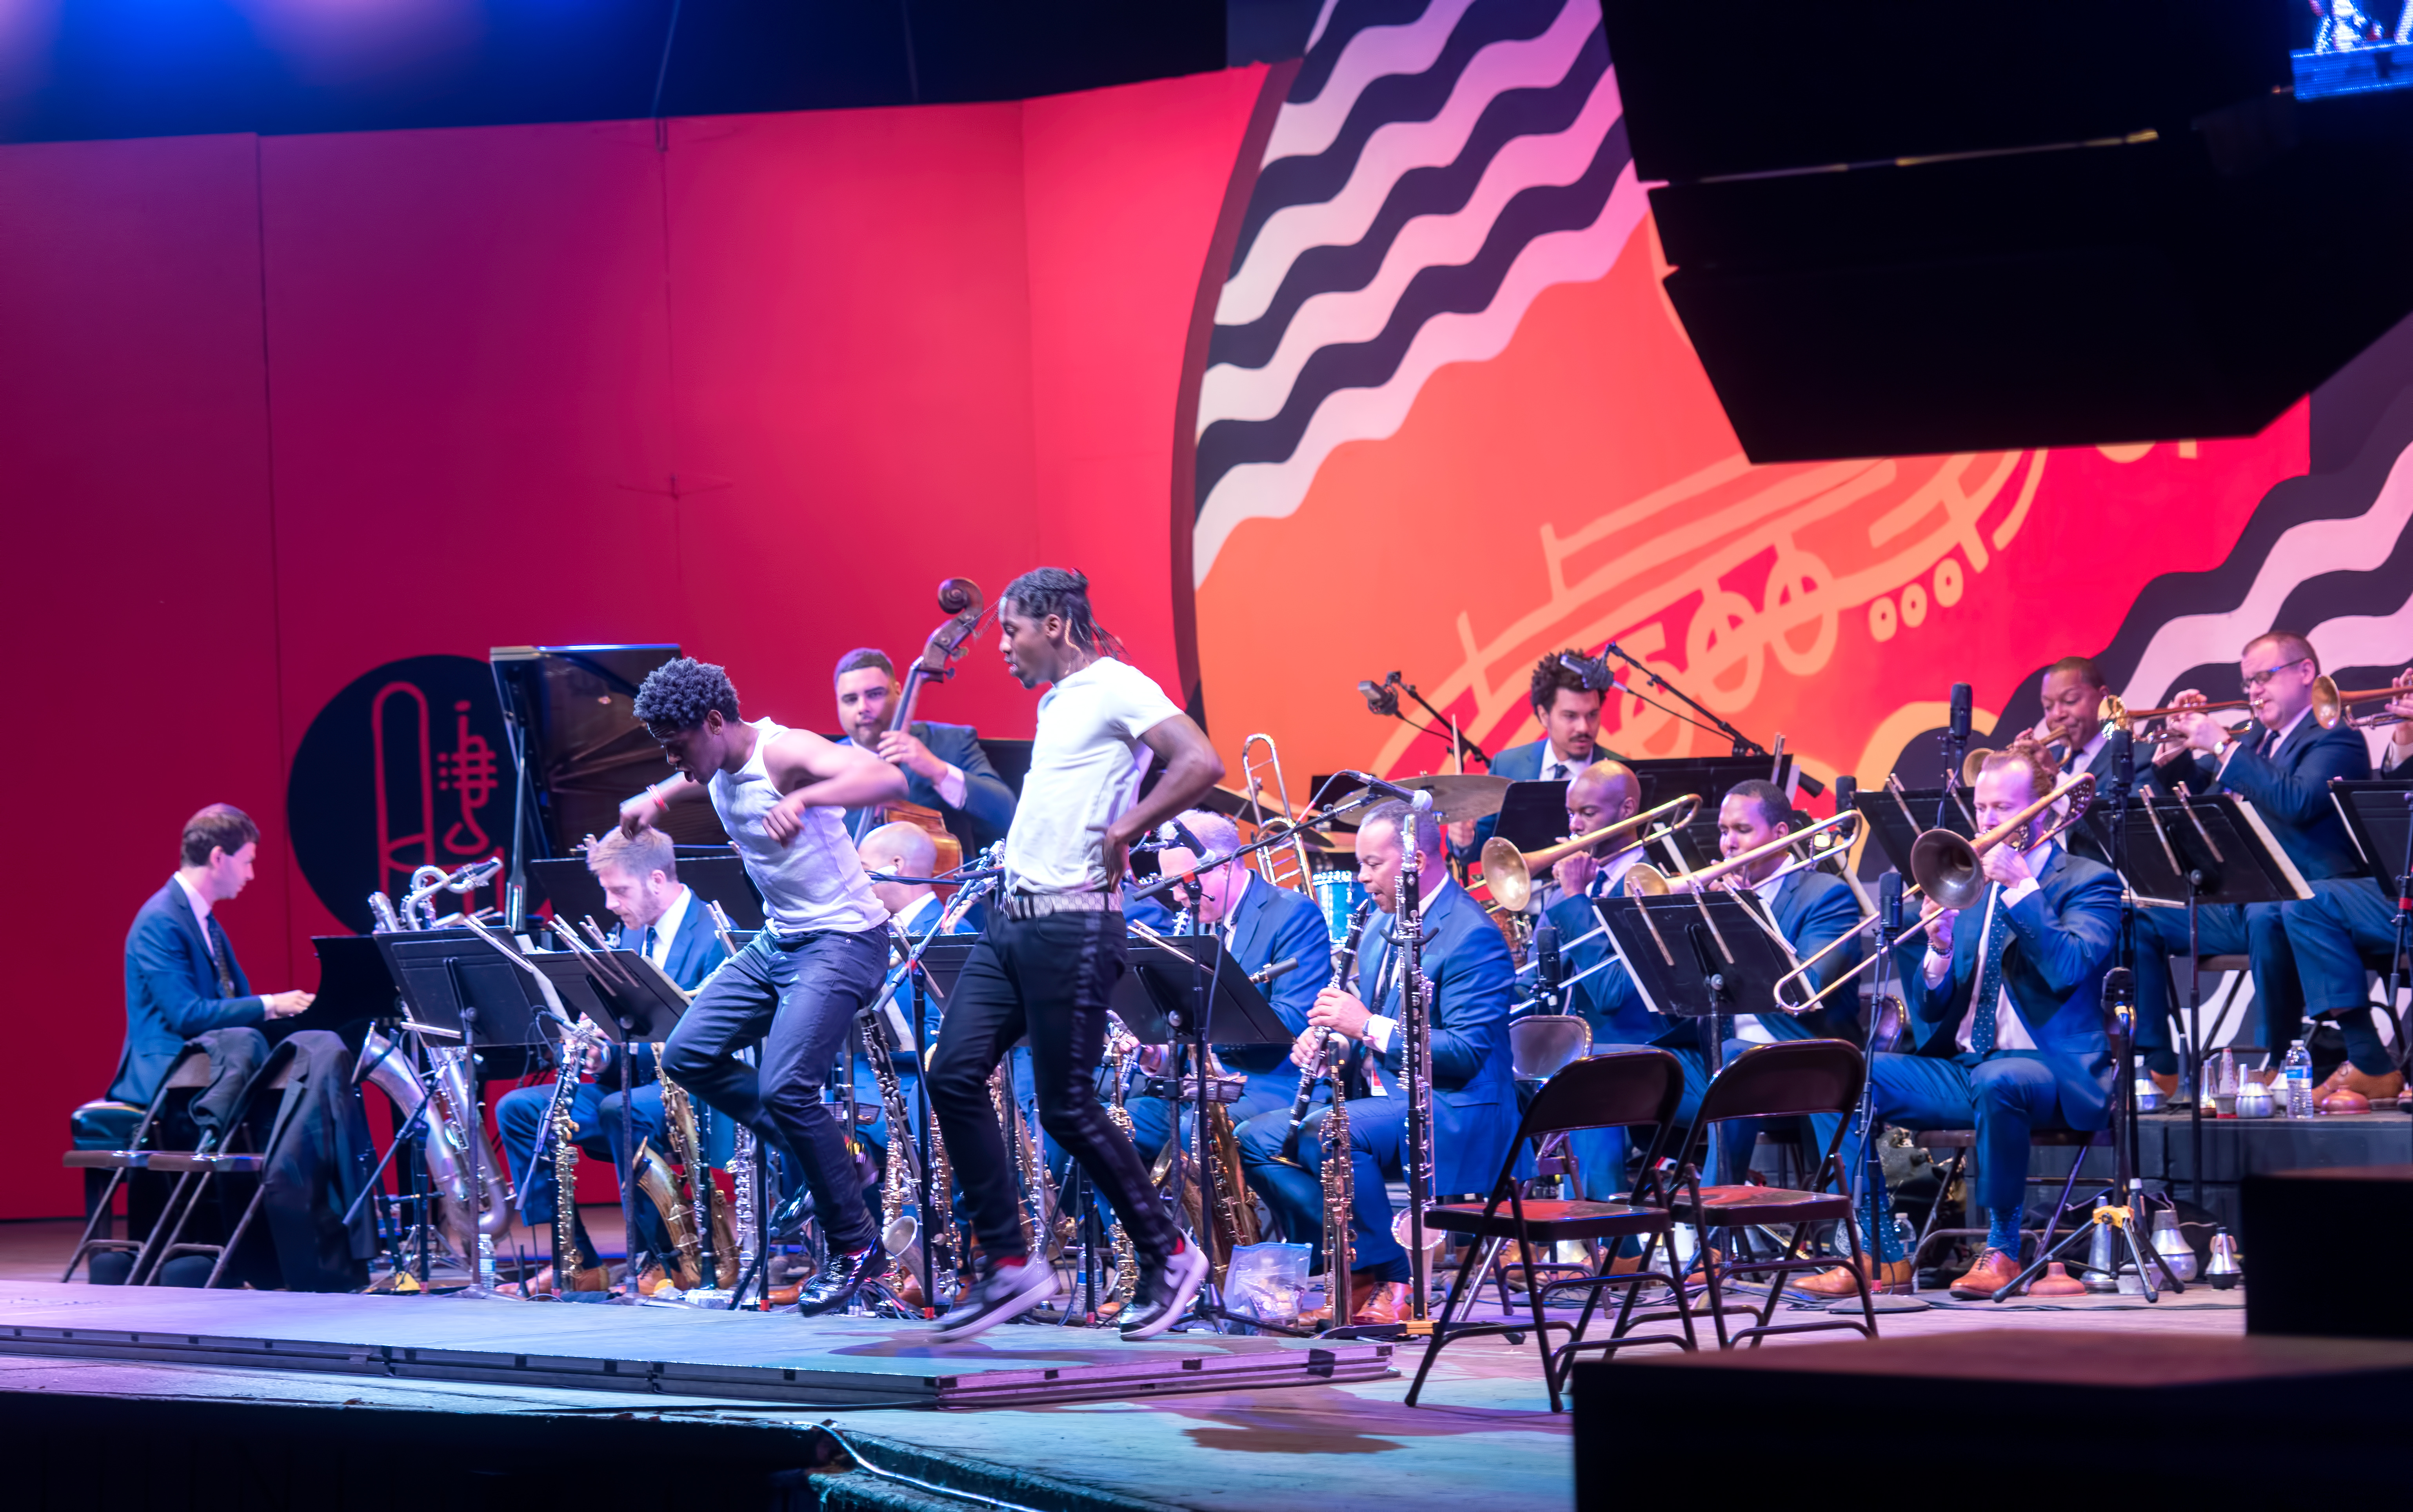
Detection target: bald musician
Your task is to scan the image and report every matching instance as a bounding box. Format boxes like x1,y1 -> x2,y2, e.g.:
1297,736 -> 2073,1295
2138,632 -> 2375,1095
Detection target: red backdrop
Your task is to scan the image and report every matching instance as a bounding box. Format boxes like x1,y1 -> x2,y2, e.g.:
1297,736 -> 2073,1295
0,71 -> 1265,1217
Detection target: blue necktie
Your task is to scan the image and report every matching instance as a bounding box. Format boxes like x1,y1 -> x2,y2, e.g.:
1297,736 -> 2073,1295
1968,887 -> 2008,1054
641,924 -> 658,960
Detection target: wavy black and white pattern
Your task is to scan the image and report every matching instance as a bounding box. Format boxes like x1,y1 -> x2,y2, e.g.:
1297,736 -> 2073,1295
1190,0 -> 1646,585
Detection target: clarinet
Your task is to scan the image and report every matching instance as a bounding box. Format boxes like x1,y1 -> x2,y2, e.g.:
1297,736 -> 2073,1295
1280,899 -> 1375,1159
1395,801 -> 1437,1328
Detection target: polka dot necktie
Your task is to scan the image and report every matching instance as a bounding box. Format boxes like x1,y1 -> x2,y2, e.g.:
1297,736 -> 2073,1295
1969,887 -> 2009,1055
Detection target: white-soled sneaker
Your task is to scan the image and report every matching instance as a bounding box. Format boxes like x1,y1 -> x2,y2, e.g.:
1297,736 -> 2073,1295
1117,1242 -> 1208,1341
930,1259 -> 1061,1343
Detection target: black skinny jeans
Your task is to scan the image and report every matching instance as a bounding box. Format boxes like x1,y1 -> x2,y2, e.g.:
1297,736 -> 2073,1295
925,909 -> 1179,1264
662,926 -> 887,1255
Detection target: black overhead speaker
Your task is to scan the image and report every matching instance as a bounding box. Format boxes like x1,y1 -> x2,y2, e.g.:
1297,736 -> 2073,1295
1601,1 -> 2413,462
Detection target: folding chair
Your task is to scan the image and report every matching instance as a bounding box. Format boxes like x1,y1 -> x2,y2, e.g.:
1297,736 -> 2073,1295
1664,1039 -> 1877,1348
1406,1049 -> 1696,1412
144,1043 -> 304,1287
60,1046 -> 214,1283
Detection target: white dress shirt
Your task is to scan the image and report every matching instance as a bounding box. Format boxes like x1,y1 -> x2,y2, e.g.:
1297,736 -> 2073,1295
1924,841 -> 2058,1053
1732,869 -> 1792,1045
1362,874 -> 1457,1057
642,884 -> 694,969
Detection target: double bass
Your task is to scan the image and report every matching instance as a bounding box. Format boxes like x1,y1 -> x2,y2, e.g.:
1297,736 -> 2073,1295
850,577 -> 993,874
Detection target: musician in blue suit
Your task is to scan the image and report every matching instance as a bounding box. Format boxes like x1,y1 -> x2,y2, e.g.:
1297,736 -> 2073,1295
1130,811 -> 1333,1171
1663,781 -> 1868,1179
1842,741 -> 2120,1300
111,805 -> 314,1107
497,827 -> 730,1288
2282,664 -> 2413,1104
834,647 -> 1018,851
1447,652 -> 1610,864
2137,632 -> 2373,1089
1254,800 -> 1515,1321
1530,760 -> 1666,1198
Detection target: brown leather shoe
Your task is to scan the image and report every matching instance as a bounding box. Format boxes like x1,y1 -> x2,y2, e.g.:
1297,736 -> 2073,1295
2149,1071 -> 2179,1097
1948,1248 -> 2024,1299
2326,1064 -> 2406,1104
1297,1267 -> 1385,1325
1349,1281 -> 1414,1325
1797,1255 -> 1913,1297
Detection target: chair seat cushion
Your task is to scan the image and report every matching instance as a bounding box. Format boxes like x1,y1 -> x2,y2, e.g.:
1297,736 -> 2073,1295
1671,1183 -> 1852,1225
71,1102 -> 144,1151
147,1152 -> 264,1174
1424,1198 -> 1668,1241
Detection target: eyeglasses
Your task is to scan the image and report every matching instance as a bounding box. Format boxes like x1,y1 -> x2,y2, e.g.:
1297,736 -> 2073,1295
2240,658 -> 2311,693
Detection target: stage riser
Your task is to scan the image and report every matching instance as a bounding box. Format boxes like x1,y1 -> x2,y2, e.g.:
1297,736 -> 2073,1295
2137,1112 -> 2413,1230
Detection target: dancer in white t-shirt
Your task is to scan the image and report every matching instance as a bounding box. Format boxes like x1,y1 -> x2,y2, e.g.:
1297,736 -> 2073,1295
927,568 -> 1226,1342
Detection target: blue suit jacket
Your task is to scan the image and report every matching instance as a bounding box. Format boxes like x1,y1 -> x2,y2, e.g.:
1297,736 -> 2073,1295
113,881 -> 264,1105
840,720 -> 1018,849
1355,881 -> 1519,1196
1546,869 -> 1661,1045
1212,876 -> 1336,1075
1892,846 -> 2122,1131
603,890 -> 733,1087
2150,713 -> 2371,880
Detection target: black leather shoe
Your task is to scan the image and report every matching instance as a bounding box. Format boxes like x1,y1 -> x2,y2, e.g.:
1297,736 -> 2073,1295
1117,1241 -> 1208,1341
794,1243 -> 883,1317
767,1189 -> 815,1240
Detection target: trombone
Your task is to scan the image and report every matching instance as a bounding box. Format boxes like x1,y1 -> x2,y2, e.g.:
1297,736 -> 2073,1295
1479,794 -> 1702,914
1624,809 -> 1862,897
1237,732 -> 1317,893
1769,771 -> 2096,1014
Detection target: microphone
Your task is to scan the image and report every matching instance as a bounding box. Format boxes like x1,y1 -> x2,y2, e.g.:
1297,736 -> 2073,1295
1558,652 -> 1616,693
1948,682 -> 1973,745
1832,774 -> 1857,823
1251,957 -> 1301,986
1879,871 -> 1904,936
1359,678 -> 1401,717
1533,916 -> 1562,998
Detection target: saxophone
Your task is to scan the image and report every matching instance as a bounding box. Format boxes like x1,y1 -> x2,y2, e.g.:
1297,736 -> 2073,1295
994,1067 -> 1057,1261
659,1074 -> 738,1290
544,1018 -> 606,1294
1099,1029 -> 1141,1309
1303,900 -> 1375,1320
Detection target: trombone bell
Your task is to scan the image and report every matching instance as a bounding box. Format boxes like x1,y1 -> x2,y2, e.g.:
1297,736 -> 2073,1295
1476,792 -> 1702,914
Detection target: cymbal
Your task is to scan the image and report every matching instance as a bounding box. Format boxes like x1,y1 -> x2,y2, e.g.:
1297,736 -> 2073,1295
1393,773 -> 1512,821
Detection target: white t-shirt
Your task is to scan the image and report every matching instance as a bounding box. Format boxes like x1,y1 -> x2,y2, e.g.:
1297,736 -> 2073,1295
707,719 -> 886,936
1005,657 -> 1182,894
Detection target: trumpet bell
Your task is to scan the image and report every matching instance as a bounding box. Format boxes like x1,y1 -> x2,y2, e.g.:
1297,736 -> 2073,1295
1960,745 -> 1995,788
1479,835 -> 1536,914
1910,829 -> 1986,911
2311,674 -> 2341,731
1624,862 -> 1672,896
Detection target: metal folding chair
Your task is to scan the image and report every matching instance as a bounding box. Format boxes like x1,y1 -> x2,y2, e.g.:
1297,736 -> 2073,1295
60,1047 -> 214,1283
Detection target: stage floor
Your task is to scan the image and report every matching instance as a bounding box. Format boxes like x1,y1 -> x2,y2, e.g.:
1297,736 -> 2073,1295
0,1217 -> 2252,1512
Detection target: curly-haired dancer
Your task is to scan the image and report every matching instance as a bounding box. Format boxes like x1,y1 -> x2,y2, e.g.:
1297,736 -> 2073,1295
928,568 -> 1226,1342
619,656 -> 908,1316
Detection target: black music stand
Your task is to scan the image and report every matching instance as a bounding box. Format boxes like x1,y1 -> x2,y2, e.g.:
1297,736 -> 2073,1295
1629,755 -> 1797,869
1492,780 -> 1571,854
1854,786 -> 1978,879
527,853 -> 766,934
1596,890 -> 1799,1186
2124,791 -> 2310,1206
373,930 -> 555,1294
1125,934 -> 1294,1334
2333,780 -> 2413,1113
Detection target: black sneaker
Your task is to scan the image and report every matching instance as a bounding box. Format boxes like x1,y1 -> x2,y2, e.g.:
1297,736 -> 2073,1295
930,1258 -> 1061,1343
794,1243 -> 883,1317
1116,1241 -> 1208,1341
767,1189 -> 815,1240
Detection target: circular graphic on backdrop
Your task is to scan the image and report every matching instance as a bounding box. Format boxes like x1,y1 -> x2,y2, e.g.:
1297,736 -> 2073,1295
288,655 -> 518,934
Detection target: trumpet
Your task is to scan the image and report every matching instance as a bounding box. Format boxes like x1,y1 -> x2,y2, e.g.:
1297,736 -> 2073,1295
1770,771 -> 2095,1014
1479,793 -> 1701,914
1626,809 -> 1862,897
2101,674 -> 2409,740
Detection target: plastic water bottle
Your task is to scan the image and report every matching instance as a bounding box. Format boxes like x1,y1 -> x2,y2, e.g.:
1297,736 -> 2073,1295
2282,1038 -> 2314,1118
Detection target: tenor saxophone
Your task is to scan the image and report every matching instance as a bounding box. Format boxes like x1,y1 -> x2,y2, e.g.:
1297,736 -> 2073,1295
1099,1032 -> 1140,1309
545,1019 -> 605,1294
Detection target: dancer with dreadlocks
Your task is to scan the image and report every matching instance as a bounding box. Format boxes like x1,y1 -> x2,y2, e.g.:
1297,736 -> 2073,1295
927,568 -> 1226,1341
618,656 -> 909,1316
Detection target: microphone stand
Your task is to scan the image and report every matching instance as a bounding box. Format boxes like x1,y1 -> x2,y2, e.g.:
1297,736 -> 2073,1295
1363,673 -> 1492,770
1581,644 -> 1824,796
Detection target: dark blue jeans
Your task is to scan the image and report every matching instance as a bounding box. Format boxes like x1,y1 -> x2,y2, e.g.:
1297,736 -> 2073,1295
663,926 -> 888,1255
927,911 -> 1181,1265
